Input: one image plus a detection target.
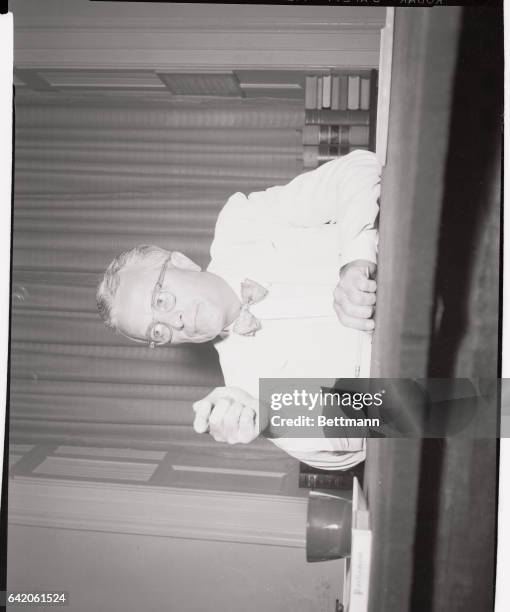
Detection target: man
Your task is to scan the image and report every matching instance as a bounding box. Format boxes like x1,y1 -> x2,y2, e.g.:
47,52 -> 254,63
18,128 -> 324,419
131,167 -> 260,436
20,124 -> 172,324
97,150 -> 380,469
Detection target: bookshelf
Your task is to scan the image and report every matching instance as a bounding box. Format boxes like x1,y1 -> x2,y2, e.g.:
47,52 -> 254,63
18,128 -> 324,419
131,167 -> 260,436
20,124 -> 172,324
302,70 -> 378,169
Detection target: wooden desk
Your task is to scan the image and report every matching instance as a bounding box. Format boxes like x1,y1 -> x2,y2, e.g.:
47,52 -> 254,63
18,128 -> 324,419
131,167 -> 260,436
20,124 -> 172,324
366,6 -> 502,612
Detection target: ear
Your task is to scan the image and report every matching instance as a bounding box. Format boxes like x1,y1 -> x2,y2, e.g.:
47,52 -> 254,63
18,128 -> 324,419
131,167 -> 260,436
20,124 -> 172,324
170,251 -> 202,272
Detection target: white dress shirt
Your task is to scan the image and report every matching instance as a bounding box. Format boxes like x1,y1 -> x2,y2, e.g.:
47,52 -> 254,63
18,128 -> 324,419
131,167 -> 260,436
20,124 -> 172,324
207,150 -> 381,470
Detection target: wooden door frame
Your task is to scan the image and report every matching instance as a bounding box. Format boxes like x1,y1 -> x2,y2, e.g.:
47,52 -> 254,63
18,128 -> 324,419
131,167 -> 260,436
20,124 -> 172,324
12,3 -> 386,71
9,475 -> 308,548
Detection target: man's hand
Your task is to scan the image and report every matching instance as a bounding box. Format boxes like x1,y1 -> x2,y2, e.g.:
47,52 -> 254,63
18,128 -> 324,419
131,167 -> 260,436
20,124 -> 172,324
334,260 -> 377,331
192,387 -> 264,445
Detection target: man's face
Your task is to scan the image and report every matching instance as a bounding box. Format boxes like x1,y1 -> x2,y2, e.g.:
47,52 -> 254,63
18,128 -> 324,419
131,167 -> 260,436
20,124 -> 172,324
114,256 -> 238,345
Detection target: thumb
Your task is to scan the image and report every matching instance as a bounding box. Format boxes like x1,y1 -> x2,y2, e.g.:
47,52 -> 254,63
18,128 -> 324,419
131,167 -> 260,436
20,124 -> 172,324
365,261 -> 377,278
192,387 -> 226,434
192,399 -> 213,434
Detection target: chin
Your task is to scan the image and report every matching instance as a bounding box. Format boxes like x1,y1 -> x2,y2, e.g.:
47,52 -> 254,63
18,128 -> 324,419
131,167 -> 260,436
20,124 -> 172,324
177,324 -> 222,344
187,331 -> 216,344
192,327 -> 223,343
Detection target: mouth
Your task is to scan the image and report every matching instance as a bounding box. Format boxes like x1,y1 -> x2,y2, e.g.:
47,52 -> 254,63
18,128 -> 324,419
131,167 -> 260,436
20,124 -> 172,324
181,302 -> 199,336
193,302 -> 199,334
184,301 -> 219,342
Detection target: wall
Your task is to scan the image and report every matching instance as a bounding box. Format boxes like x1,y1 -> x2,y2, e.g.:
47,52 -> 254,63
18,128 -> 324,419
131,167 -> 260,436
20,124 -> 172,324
7,524 -> 343,612
10,90 -> 304,451
8,475 -> 344,611
10,0 -> 385,70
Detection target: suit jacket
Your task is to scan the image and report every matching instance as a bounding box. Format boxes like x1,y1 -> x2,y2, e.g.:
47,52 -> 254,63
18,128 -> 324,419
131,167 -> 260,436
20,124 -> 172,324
207,150 -> 381,469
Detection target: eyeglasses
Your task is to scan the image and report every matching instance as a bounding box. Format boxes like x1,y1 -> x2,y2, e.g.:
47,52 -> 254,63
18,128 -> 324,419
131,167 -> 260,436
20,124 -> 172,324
146,256 -> 177,348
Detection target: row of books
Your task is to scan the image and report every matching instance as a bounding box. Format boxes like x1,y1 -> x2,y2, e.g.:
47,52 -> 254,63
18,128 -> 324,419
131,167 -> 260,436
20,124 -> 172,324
303,142 -> 369,169
302,124 -> 369,146
302,123 -> 370,168
302,72 -> 375,169
299,470 -> 354,491
299,462 -> 364,491
305,74 -> 371,111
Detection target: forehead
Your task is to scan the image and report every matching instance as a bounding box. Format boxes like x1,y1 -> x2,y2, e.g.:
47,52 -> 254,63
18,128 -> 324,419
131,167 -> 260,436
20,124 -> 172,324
115,266 -> 159,339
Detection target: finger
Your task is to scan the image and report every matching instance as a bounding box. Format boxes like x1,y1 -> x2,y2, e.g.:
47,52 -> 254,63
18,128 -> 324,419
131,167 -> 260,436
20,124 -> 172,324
338,266 -> 376,294
211,432 -> 226,443
348,289 -> 376,307
334,291 -> 374,319
209,398 -> 232,439
192,399 -> 213,434
355,275 -> 377,293
192,386 -> 228,433
224,401 -> 244,444
197,386 -> 254,407
351,261 -> 377,279
334,302 -> 375,331
211,431 -> 227,443
238,406 -> 257,444
333,284 -> 344,304
335,284 -> 376,307
365,261 -> 377,277
336,293 -> 374,319
342,281 -> 377,306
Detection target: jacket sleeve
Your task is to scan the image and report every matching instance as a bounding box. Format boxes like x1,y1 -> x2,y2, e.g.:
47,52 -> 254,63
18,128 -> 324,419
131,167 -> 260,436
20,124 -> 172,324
248,149 -> 381,268
269,436 -> 366,471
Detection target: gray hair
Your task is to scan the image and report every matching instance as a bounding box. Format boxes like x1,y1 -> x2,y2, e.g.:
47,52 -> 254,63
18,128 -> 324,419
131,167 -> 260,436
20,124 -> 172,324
96,244 -> 170,331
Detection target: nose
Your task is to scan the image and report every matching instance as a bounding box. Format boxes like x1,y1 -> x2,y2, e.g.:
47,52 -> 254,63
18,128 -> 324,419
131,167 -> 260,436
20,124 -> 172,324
166,310 -> 184,330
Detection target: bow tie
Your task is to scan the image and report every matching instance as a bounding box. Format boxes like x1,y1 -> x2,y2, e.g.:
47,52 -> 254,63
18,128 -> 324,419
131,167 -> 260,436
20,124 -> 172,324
233,278 -> 268,336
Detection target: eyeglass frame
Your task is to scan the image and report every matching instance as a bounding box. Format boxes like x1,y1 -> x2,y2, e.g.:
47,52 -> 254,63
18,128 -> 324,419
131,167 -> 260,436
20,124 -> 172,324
147,255 -> 176,348
116,255 -> 176,349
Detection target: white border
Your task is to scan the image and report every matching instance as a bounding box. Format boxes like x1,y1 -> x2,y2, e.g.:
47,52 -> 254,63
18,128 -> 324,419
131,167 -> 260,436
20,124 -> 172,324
0,12 -> 13,514
2,4 -> 508,608
495,2 -> 509,610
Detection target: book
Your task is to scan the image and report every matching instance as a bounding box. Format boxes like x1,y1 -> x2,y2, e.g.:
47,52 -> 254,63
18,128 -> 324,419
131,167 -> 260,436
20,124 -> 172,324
299,471 -> 354,490
303,143 -> 345,169
305,109 -> 370,126
304,75 -> 318,110
303,146 -> 320,169
299,462 -> 364,490
343,477 -> 372,612
368,69 -> 378,153
302,125 -> 322,146
322,74 -> 332,109
360,78 -> 370,110
302,125 -> 339,146
331,75 -> 340,110
302,124 -> 368,147
348,76 -> 361,110
316,75 -> 323,109
349,125 -> 370,146
339,75 -> 349,110
303,145 -> 339,169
